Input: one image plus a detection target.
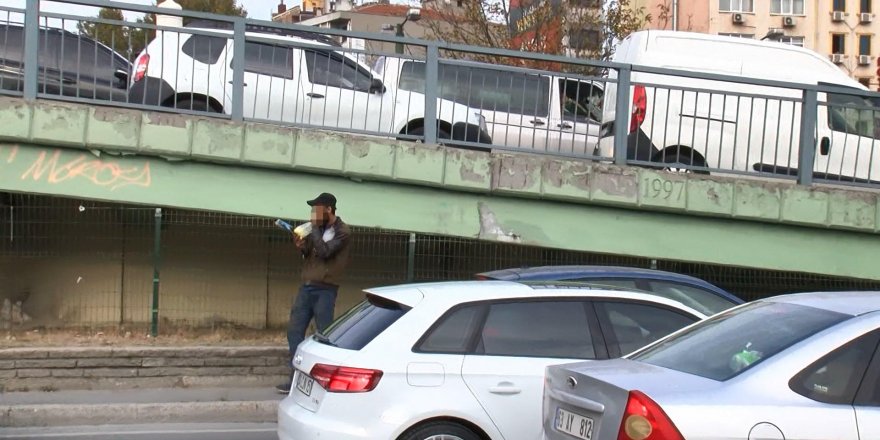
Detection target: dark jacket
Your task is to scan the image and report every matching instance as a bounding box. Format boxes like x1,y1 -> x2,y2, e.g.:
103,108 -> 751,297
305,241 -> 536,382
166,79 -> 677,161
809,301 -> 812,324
301,217 -> 351,287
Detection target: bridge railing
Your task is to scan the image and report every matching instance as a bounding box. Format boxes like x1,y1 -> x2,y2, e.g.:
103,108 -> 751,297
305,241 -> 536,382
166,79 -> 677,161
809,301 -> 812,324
3,0 -> 880,189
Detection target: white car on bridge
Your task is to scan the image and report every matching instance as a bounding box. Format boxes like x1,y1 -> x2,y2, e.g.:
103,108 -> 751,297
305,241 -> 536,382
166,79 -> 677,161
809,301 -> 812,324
128,23 -> 492,148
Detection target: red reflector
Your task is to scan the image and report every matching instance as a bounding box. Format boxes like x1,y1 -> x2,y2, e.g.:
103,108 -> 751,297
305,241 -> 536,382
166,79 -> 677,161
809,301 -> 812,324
310,363 -> 383,393
617,390 -> 684,440
134,54 -> 150,82
629,85 -> 647,134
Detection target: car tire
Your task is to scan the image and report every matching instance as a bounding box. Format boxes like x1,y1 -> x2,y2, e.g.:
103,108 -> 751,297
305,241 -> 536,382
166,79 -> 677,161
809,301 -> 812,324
399,421 -> 482,440
173,98 -> 218,113
401,126 -> 452,144
654,148 -> 708,174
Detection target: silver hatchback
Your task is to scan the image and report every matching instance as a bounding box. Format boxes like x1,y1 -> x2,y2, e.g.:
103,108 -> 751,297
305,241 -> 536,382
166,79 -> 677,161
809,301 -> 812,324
543,291 -> 880,440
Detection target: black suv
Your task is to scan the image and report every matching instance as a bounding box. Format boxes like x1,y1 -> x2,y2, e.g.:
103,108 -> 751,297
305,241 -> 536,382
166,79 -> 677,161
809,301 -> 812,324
0,24 -> 131,102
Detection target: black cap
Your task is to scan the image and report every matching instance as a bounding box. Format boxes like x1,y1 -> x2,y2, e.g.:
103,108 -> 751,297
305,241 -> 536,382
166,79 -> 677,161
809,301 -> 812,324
307,192 -> 337,208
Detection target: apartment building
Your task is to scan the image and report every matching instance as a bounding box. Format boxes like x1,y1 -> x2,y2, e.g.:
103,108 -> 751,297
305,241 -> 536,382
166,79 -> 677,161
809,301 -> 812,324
633,0 -> 880,88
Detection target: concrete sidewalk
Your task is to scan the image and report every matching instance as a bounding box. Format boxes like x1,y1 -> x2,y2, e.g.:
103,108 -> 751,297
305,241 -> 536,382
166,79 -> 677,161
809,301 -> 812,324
0,387 -> 285,428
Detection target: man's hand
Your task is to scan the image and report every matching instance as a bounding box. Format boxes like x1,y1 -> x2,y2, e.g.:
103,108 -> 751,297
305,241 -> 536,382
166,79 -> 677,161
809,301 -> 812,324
294,235 -> 306,250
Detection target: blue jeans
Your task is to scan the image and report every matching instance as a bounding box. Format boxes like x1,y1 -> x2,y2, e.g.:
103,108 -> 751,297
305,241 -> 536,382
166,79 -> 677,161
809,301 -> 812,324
286,284 -> 338,356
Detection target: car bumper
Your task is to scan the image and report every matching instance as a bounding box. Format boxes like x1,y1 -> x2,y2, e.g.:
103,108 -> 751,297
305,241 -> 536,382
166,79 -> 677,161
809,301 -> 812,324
277,395 -> 396,440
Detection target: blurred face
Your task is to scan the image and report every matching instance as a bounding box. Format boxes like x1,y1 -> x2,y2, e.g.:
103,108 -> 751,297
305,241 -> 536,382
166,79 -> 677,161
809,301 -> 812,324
310,205 -> 330,225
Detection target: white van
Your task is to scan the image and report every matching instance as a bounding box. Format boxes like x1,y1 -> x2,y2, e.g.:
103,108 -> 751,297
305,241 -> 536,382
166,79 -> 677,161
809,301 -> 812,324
375,56 -> 604,156
600,30 -> 880,184
128,24 -> 492,148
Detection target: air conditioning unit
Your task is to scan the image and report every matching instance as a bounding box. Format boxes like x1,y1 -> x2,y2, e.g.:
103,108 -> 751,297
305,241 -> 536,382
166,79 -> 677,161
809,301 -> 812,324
783,16 -> 796,27
859,54 -> 872,65
832,11 -> 846,21
861,12 -> 873,23
732,13 -> 745,24
831,53 -> 845,64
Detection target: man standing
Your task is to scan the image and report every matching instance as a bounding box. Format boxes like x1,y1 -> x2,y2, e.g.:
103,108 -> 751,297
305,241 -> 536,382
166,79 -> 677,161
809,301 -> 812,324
277,192 -> 352,393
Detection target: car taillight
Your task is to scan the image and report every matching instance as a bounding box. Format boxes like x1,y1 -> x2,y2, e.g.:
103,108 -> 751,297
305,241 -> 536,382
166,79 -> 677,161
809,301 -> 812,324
629,85 -> 647,134
310,363 -> 383,393
134,54 -> 150,82
617,391 -> 684,440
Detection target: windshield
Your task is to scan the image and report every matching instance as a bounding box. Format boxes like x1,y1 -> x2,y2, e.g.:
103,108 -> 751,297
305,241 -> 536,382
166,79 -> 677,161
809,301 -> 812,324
630,301 -> 849,381
827,91 -> 880,139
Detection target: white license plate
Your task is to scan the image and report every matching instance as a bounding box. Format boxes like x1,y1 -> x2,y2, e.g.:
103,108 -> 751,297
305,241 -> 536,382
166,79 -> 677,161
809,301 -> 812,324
555,407 -> 594,440
294,370 -> 314,397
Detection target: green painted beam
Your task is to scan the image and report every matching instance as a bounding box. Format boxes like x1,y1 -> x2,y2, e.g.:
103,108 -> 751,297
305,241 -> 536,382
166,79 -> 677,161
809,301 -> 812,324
2,143 -> 879,281
1,97 -> 880,235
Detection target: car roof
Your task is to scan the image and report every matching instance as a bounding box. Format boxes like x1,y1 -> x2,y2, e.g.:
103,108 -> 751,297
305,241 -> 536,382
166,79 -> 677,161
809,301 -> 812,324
480,265 -> 714,284
763,291 -> 880,316
365,280 -> 707,318
185,19 -> 340,47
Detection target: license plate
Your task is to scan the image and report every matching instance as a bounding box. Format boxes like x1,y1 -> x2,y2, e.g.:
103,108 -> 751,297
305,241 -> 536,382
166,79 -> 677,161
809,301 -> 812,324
555,407 -> 594,440
294,370 -> 314,397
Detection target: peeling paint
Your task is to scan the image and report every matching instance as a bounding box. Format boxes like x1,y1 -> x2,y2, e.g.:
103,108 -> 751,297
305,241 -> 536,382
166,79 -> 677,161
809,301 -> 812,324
591,169 -> 637,198
477,202 -> 522,243
92,107 -> 137,123
459,160 -> 483,183
144,112 -> 188,129
492,155 -> 540,190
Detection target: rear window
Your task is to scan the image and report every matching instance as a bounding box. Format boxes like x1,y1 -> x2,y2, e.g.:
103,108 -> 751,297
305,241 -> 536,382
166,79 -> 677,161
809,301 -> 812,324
320,294 -> 408,350
182,34 -> 228,65
631,301 -> 849,381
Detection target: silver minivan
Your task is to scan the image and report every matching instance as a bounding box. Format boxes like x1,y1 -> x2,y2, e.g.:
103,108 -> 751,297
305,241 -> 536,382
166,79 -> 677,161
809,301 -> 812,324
375,56 -> 604,156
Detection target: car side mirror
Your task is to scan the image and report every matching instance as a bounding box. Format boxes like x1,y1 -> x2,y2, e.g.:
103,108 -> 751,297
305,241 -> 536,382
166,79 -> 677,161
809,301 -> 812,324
114,69 -> 129,84
369,77 -> 386,94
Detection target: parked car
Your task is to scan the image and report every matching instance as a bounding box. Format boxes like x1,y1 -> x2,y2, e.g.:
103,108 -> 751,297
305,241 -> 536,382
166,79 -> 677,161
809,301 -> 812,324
600,30 -> 880,183
128,23 -> 491,147
477,265 -> 742,316
374,56 -> 603,156
277,280 -> 707,440
0,24 -> 131,102
544,291 -> 880,440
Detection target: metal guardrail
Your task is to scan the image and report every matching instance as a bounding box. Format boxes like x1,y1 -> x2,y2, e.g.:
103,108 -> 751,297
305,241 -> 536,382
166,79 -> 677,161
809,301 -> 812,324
2,0 -> 880,188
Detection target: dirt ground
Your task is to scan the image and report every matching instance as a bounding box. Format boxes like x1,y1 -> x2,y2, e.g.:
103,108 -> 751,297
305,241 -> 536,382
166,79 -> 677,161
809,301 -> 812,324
0,326 -> 286,348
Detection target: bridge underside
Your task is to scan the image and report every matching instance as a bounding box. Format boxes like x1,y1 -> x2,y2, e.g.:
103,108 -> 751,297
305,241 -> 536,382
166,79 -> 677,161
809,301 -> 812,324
1,141 -> 878,281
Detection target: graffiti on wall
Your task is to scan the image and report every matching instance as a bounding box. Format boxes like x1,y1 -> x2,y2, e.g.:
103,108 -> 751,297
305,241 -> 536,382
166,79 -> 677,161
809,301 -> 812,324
2,145 -> 151,191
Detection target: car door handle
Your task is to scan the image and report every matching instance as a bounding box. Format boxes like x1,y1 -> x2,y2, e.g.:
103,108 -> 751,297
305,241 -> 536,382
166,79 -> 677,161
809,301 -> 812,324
558,122 -> 573,129
530,119 -> 546,126
228,81 -> 248,87
820,136 -> 831,155
307,93 -> 325,99
488,385 -> 521,395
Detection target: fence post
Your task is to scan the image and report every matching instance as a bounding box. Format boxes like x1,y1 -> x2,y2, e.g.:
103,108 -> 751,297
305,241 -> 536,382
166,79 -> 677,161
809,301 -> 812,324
612,67 -> 633,167
23,0 -> 39,100
230,18 -> 246,122
406,233 -> 416,282
423,44 -> 439,145
150,208 -> 163,337
797,89 -> 818,186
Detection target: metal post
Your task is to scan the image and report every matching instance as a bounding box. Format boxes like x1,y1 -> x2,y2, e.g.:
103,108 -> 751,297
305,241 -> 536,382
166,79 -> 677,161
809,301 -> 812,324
150,208 -> 163,337
423,44 -> 440,145
797,89 -> 818,185
612,67 -> 632,166
395,23 -> 404,54
406,233 -> 416,282
231,19 -> 246,122
23,0 -> 40,100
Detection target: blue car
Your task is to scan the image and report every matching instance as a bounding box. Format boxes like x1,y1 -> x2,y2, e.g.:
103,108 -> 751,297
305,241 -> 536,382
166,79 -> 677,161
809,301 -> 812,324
477,265 -> 743,316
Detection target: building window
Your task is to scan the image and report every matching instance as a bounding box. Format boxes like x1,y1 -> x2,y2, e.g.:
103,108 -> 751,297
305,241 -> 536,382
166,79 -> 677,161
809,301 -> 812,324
859,77 -> 872,88
862,0 -> 872,13
780,36 -> 805,46
832,33 -> 847,54
833,0 -> 846,12
771,0 -> 805,14
719,32 -> 755,38
860,34 -> 872,55
720,0 -> 754,13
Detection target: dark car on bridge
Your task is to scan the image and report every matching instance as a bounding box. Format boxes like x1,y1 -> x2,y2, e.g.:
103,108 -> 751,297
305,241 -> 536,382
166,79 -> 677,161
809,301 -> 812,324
0,24 -> 131,102
477,265 -> 744,316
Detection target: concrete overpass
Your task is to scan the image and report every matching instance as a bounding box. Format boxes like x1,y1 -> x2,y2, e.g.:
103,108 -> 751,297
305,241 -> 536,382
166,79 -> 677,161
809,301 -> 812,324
1,97 -> 878,281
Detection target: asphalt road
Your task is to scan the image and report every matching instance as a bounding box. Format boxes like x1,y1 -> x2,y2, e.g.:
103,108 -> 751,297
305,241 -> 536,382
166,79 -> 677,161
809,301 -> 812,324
0,423 -> 278,440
